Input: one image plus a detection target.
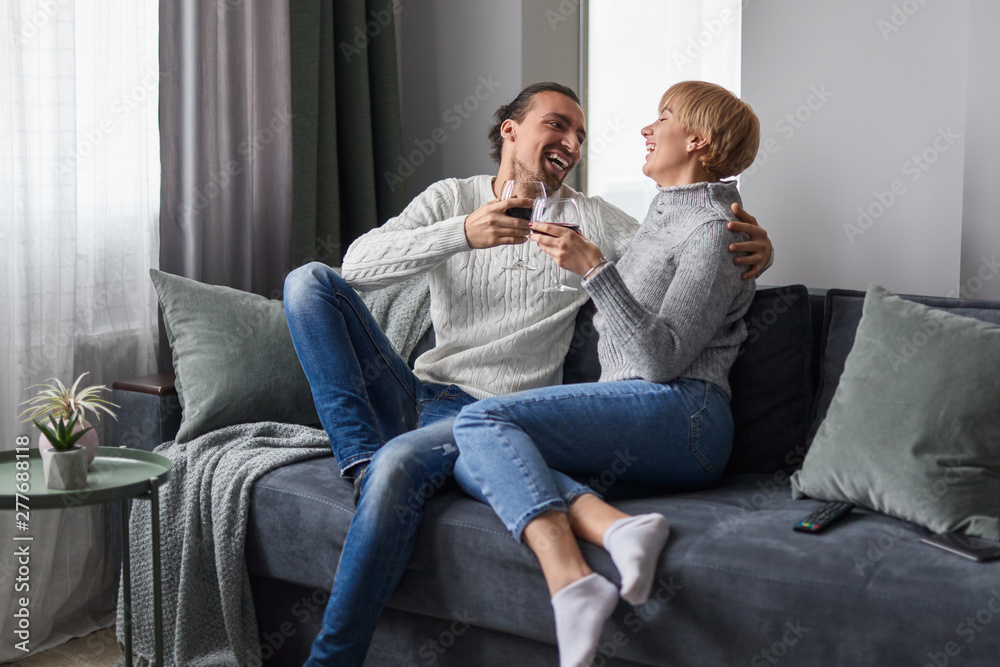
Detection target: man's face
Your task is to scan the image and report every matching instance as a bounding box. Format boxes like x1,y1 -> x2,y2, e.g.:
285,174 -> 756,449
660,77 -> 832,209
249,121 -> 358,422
503,91 -> 587,193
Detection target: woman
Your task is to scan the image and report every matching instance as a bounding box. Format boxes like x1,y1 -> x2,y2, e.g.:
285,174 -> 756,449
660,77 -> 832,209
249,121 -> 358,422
452,81 -> 761,667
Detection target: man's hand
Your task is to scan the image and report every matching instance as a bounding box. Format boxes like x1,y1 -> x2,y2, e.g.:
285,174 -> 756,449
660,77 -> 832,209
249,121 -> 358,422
464,197 -> 535,249
528,222 -> 604,276
727,203 -> 773,280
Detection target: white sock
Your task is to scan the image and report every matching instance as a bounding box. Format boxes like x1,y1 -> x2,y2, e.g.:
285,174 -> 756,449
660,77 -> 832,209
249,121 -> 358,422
603,513 -> 670,606
550,573 -> 618,667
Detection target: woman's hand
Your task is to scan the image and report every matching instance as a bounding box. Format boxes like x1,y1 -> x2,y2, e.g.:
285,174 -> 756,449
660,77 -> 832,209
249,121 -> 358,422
528,222 -> 605,276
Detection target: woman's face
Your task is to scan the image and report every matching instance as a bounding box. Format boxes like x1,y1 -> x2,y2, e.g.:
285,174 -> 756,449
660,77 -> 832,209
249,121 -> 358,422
640,105 -> 697,186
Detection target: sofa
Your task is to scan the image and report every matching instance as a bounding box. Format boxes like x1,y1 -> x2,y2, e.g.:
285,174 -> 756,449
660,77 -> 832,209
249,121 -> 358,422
112,284 -> 1000,666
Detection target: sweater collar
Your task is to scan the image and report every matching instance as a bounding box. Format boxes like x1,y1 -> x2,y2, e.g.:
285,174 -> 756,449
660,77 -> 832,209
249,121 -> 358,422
483,175 -> 499,202
653,180 -> 741,210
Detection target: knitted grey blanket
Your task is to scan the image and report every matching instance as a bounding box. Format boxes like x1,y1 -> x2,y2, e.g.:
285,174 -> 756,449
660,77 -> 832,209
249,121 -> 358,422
359,272 -> 432,362
115,422 -> 331,666
114,275 -> 432,666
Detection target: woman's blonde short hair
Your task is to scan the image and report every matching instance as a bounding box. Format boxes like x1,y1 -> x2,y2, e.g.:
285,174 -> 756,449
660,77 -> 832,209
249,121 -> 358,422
659,81 -> 760,180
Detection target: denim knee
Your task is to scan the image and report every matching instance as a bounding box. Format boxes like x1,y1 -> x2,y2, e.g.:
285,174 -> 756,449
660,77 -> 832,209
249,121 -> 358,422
284,262 -> 344,306
360,451 -> 420,517
455,396 -> 502,426
362,429 -> 456,512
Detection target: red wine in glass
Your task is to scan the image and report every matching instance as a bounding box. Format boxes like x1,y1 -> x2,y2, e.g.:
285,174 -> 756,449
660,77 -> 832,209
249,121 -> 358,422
537,198 -> 583,292
545,221 -> 580,233
500,180 -> 546,271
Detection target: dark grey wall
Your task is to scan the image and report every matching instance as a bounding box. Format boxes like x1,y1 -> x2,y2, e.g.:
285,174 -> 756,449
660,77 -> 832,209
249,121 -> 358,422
395,0 -> 583,201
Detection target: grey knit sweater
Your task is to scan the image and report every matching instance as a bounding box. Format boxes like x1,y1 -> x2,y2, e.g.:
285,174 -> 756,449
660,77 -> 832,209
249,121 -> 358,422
583,180 -> 755,397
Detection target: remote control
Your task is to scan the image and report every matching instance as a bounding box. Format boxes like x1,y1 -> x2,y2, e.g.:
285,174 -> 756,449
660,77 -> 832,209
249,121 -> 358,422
794,501 -> 854,533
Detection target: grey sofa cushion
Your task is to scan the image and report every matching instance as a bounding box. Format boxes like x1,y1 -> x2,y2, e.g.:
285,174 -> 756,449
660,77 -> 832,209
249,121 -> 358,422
245,465 -> 1000,666
726,285 -> 814,473
151,269 -> 320,443
562,299 -> 602,384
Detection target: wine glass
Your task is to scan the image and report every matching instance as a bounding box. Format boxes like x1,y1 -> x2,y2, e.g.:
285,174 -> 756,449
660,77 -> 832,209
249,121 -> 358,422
535,198 -> 583,293
500,180 -> 546,271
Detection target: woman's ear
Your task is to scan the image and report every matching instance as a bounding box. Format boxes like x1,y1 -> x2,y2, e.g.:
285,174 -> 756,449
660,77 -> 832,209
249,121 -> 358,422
687,134 -> 710,152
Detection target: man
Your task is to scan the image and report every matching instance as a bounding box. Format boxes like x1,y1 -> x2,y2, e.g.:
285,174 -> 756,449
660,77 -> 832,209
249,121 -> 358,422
283,82 -> 772,665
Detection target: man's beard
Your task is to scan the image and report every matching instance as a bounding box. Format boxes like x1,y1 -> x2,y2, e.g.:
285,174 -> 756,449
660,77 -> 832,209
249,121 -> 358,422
511,154 -> 564,194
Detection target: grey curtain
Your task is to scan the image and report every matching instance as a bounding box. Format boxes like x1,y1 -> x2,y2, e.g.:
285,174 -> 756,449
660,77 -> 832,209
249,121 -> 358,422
159,0 -> 405,294
288,0 -> 406,268
159,0 -> 293,300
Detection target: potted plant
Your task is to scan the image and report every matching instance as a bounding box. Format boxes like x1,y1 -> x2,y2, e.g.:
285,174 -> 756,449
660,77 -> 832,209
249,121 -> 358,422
30,413 -> 93,489
20,373 -> 118,468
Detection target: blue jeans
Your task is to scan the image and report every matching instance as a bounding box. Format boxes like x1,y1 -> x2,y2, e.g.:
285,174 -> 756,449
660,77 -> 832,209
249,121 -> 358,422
452,378 -> 733,540
304,419 -> 482,666
284,262 -> 475,474
284,263 -> 477,665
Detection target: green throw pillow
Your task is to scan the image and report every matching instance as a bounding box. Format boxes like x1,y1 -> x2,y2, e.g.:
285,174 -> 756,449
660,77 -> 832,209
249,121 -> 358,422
791,284 -> 1000,539
150,269 -> 320,443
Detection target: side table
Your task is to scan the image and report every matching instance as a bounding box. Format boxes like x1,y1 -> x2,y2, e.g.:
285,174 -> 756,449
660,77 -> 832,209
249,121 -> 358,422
0,446 -> 171,666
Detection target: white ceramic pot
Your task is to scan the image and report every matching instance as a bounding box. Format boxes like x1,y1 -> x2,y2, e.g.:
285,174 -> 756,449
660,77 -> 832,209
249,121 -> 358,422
37,418 -> 99,463
40,445 -> 89,490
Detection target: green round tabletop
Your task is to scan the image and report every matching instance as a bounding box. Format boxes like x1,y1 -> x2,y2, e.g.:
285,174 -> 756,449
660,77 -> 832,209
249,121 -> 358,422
0,446 -> 171,509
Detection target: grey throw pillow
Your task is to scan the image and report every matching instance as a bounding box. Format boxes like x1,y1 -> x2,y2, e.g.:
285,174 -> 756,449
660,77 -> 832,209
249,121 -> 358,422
150,269 -> 320,443
791,284 -> 1000,539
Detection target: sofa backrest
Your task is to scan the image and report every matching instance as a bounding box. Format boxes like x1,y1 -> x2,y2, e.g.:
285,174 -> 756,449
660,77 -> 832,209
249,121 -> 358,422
141,284 -> 1000,478
806,288 -> 1000,445
726,285 -> 816,473
561,299 -> 602,384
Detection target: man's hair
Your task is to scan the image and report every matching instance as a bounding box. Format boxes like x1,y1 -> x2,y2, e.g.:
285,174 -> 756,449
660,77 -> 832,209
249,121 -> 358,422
488,82 -> 581,163
659,81 -> 760,180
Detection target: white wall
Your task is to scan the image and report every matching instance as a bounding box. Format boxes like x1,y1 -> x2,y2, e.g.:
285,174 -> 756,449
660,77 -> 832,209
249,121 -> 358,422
396,0 -> 583,201
741,0 -> 974,297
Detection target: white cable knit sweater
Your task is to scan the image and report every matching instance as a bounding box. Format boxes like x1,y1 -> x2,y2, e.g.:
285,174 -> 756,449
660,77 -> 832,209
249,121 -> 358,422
342,175 -> 638,399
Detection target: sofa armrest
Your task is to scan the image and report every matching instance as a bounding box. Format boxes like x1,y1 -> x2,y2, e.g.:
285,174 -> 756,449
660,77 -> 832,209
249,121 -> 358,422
110,373 -> 182,452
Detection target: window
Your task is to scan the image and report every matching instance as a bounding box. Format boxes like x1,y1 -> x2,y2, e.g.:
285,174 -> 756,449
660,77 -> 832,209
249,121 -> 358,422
586,0 -> 741,222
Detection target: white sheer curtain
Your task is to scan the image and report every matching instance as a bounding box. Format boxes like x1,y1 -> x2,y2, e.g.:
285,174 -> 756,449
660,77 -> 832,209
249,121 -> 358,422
0,0 -> 159,659
587,0 -> 742,222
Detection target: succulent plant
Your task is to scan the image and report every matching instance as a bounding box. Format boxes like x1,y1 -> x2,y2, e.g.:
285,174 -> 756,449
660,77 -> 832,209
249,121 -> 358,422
32,413 -> 94,452
19,372 -> 118,425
